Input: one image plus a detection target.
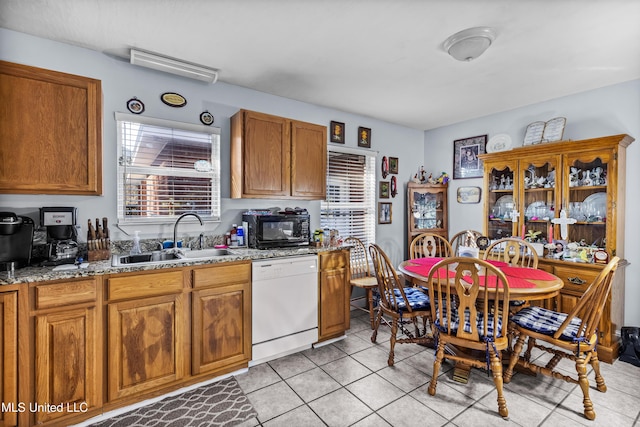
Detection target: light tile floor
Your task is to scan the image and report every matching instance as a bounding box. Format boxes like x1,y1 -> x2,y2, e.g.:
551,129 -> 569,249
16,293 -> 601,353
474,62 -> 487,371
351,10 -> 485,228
235,310 -> 640,427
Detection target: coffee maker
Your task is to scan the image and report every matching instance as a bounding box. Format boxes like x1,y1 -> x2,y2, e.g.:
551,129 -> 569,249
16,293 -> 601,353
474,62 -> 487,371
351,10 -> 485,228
40,207 -> 78,265
0,212 -> 35,271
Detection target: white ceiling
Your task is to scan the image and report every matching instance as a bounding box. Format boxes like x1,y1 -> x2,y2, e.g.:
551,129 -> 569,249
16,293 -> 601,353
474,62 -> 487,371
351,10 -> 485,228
2,0 -> 639,130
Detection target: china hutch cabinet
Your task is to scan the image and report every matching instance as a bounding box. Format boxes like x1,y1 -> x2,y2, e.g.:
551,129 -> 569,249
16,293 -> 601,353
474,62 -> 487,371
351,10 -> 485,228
406,183 -> 448,255
479,134 -> 634,362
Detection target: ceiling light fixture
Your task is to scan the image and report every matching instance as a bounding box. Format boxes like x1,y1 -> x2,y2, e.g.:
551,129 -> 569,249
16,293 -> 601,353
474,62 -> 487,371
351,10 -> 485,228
443,27 -> 496,62
130,49 -> 219,83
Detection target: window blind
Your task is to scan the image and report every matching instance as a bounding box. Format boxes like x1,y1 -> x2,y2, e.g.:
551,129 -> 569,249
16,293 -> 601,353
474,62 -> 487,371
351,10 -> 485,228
116,113 -> 221,223
321,148 -> 376,246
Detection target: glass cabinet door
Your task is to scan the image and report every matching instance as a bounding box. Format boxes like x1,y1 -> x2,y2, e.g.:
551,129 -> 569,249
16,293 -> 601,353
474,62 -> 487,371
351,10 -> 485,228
409,189 -> 445,232
520,156 -> 560,245
562,150 -> 612,261
486,161 -> 518,240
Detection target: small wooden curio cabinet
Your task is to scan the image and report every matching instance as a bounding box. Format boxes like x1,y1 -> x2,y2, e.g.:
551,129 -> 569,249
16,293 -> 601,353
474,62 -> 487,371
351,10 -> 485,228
406,182 -> 448,255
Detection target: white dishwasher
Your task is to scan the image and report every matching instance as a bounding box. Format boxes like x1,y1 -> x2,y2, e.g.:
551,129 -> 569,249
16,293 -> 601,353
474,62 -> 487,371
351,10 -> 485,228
251,255 -> 318,365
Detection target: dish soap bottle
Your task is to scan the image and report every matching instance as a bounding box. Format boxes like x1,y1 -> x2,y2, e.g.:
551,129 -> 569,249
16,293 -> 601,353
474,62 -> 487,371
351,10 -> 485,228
131,230 -> 142,255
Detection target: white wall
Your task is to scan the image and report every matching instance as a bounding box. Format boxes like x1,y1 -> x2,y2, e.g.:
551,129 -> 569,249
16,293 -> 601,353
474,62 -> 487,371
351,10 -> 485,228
0,28 -> 424,260
424,79 -> 640,327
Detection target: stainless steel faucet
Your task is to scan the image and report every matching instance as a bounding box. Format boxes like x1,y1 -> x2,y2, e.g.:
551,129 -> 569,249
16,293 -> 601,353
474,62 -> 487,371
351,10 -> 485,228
173,213 -> 204,249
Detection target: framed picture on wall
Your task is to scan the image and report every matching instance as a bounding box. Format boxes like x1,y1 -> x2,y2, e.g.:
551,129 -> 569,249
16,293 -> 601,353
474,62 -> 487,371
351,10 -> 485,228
389,157 -> 399,174
330,121 -> 345,143
378,202 -> 392,224
380,181 -> 390,198
453,135 -> 487,179
358,126 -> 371,148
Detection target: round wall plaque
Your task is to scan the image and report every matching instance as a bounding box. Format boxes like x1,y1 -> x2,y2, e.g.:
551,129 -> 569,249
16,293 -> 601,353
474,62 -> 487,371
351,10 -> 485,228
161,92 -> 187,107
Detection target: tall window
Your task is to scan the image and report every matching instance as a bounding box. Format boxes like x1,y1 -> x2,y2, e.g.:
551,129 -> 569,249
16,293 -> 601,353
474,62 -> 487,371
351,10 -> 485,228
116,113 -> 221,224
321,147 -> 376,245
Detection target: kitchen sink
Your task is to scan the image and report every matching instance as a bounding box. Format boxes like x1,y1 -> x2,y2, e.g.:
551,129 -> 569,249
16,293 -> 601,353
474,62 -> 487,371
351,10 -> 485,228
181,248 -> 231,258
111,248 -> 234,267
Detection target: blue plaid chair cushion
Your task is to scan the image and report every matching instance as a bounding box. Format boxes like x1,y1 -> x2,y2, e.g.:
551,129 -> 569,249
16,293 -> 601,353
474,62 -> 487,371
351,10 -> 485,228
510,306 -> 583,341
381,287 -> 430,312
434,307 -> 503,338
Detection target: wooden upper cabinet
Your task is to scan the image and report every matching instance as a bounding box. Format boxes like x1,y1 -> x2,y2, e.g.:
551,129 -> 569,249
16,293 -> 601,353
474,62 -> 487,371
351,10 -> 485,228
0,61 -> 102,195
231,109 -> 326,199
291,120 -> 327,199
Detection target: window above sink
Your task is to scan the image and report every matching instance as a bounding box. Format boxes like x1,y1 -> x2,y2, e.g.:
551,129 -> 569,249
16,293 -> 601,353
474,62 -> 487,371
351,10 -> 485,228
115,112 -> 221,228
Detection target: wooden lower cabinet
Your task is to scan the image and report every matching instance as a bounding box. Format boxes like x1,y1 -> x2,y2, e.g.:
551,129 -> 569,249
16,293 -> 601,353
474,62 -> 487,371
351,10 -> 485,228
106,271 -> 186,401
318,250 -> 350,341
16,261 -> 255,426
191,262 -> 252,375
0,291 -> 18,427
540,260 -> 623,363
30,278 -> 102,425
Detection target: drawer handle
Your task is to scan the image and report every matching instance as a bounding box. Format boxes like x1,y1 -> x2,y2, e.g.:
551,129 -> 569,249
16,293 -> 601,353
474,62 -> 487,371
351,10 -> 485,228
568,276 -> 587,285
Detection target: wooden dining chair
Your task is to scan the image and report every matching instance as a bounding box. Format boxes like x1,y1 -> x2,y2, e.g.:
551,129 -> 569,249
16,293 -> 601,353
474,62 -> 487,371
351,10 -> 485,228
449,229 -> 483,256
369,243 -> 431,366
409,232 -> 453,259
344,236 -> 378,329
483,237 -> 539,268
426,257 -> 510,419
503,256 -> 620,421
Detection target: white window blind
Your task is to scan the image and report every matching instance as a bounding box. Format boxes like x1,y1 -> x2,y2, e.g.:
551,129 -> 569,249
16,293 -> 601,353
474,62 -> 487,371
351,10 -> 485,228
321,148 -> 376,246
116,113 -> 221,224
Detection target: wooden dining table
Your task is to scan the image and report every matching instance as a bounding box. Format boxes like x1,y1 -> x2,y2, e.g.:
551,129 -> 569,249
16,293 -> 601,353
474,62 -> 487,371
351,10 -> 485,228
397,257 -> 564,383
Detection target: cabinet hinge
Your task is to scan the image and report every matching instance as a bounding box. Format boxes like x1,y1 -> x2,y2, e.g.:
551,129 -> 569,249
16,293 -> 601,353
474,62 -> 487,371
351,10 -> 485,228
614,153 -> 618,161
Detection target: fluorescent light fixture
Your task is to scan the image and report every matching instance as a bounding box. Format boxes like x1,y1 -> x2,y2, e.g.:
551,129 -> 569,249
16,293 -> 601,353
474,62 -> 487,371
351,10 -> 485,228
443,27 -> 496,62
130,49 -> 219,83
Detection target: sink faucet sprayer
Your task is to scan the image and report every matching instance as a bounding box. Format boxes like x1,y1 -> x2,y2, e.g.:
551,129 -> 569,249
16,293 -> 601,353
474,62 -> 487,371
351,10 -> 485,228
173,213 -> 204,249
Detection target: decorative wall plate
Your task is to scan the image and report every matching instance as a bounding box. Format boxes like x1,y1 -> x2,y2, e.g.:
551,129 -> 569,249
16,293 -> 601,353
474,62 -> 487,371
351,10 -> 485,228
390,176 -> 397,197
126,97 -> 145,114
381,156 -> 389,178
200,111 -> 214,125
486,134 -> 512,153
161,92 -> 187,107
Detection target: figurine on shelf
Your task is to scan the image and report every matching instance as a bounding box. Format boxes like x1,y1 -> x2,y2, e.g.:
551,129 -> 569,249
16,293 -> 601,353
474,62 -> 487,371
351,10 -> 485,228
436,172 -> 449,185
499,174 -> 506,190
569,167 -> 581,187
582,170 -> 592,186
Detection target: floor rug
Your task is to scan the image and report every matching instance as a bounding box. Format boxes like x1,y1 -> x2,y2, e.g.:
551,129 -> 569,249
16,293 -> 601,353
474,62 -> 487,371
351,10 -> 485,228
90,376 -> 257,427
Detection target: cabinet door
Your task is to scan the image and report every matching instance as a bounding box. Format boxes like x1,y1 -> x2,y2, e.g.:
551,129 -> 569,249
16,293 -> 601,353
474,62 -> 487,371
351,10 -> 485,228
0,292 -> 17,427
236,110 -> 291,198
520,155 -> 561,244
192,281 -> 251,375
484,159 -> 519,239
291,120 -> 327,199
0,60 -> 102,195
34,306 -> 100,424
563,150 -> 614,258
318,252 -> 350,340
108,293 -> 186,401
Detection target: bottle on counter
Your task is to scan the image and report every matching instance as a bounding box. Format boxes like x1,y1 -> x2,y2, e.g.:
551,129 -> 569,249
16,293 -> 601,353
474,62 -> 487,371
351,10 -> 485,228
130,230 -> 142,255
225,232 -> 231,247
230,224 -> 238,247
237,225 -> 244,246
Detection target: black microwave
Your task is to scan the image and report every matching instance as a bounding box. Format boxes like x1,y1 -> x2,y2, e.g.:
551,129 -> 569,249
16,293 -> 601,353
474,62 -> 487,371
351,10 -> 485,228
243,213 -> 310,249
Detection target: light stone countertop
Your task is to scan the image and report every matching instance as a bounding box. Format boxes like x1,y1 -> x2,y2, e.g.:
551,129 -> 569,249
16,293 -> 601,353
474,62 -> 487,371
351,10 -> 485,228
0,246 -> 344,285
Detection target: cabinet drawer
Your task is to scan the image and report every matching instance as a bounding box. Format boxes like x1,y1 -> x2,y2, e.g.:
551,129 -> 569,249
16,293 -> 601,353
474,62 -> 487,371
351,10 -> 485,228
192,261 -> 251,288
107,270 -> 183,301
34,279 -> 97,309
320,251 -> 348,270
553,265 -> 600,293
